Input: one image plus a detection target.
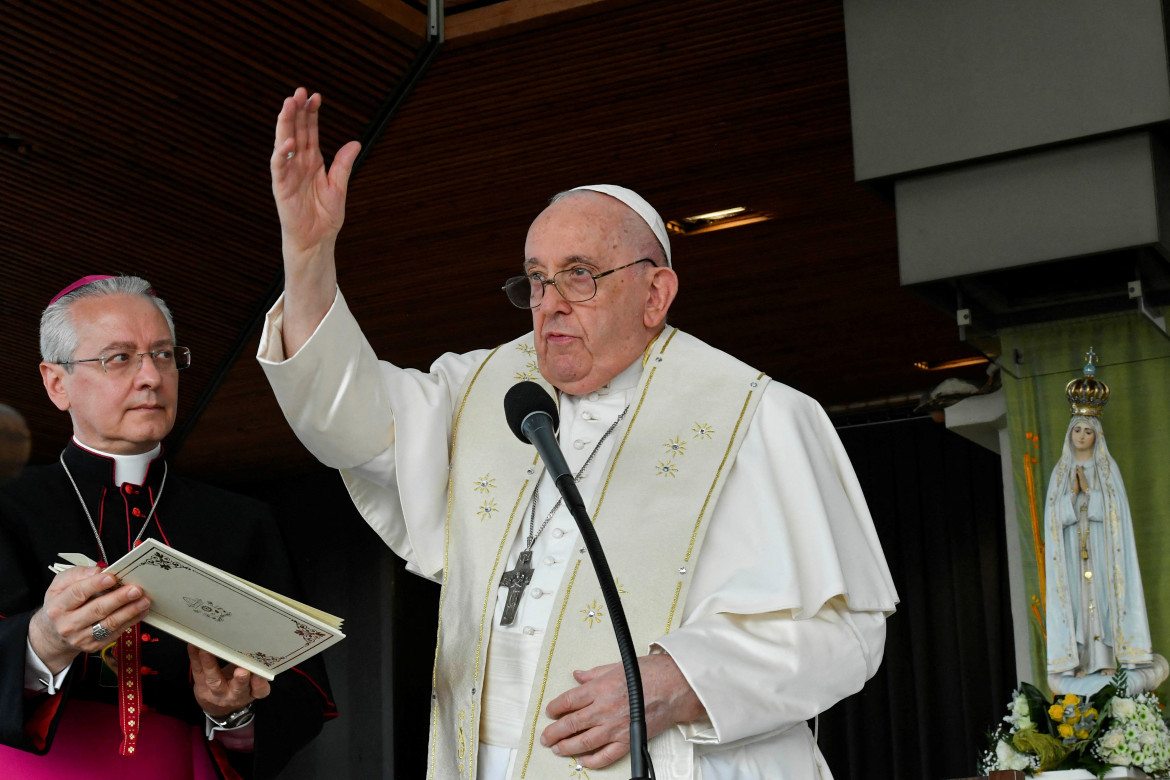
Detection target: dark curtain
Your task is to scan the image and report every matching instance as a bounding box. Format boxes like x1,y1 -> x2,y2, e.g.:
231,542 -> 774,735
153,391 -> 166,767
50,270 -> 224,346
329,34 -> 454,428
817,416 -> 1016,780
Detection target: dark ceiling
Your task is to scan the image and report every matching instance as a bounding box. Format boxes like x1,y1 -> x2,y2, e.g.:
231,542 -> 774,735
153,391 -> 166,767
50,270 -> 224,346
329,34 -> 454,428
1,0 -> 989,485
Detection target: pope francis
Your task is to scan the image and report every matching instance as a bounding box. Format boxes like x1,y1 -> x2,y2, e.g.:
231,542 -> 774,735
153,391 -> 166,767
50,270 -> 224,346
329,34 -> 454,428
258,87 -> 898,780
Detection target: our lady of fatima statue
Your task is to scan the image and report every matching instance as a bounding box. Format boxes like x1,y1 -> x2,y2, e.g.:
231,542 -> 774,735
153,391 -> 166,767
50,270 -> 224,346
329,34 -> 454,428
1045,349 -> 1166,695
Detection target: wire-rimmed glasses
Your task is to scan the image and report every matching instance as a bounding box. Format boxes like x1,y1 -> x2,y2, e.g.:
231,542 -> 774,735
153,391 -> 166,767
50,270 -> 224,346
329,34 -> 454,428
56,347 -> 192,375
502,258 -> 656,309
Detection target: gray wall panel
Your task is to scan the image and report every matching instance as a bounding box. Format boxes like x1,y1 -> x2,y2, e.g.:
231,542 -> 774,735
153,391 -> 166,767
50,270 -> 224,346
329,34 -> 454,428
896,132 -> 1162,285
845,0 -> 1170,181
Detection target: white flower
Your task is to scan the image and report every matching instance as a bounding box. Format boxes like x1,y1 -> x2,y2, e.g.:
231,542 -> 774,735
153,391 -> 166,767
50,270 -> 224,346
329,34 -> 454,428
1100,731 -> 1125,750
995,739 -> 1032,771
1006,694 -> 1034,730
1113,697 -> 1137,718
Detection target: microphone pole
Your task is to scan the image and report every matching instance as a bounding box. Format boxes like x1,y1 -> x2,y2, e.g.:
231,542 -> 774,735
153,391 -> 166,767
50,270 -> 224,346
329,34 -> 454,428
504,382 -> 653,780
555,473 -> 652,780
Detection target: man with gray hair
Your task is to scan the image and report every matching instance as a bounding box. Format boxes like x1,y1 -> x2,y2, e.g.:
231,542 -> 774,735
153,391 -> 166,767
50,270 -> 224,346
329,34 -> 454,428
261,88 -> 898,779
0,275 -> 334,778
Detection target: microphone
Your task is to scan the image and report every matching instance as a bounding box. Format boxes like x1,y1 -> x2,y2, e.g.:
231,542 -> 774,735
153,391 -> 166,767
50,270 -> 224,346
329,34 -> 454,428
504,380 -> 571,483
503,380 -> 653,780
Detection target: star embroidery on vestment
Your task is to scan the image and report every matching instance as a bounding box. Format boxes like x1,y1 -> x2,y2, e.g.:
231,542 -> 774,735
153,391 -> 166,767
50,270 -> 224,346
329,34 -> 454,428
692,422 -> 715,439
568,759 -> 591,778
514,370 -> 537,381
655,459 -> 679,478
516,343 -> 536,356
581,600 -> 605,628
663,436 -> 687,456
477,498 -> 499,521
614,577 -> 628,595
473,474 -> 497,494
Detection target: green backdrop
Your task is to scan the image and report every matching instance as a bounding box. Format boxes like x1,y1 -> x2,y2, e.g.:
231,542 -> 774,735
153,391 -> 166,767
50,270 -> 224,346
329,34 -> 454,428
1000,310 -> 1170,696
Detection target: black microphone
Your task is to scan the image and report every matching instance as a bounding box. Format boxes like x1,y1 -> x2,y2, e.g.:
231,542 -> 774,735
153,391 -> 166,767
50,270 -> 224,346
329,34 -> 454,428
503,380 -> 653,780
504,381 -> 571,483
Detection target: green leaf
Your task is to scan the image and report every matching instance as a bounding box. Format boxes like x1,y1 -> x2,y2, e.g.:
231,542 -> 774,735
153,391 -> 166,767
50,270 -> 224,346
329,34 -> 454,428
1021,682 -> 1055,735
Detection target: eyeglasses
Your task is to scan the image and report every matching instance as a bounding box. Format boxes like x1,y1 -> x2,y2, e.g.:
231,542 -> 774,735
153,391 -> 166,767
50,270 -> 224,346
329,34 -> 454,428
57,347 -> 192,375
502,258 -> 657,310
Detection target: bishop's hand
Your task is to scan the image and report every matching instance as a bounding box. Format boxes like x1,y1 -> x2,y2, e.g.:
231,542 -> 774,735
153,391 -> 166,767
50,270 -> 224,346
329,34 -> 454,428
188,645 -> 270,718
28,566 -> 151,674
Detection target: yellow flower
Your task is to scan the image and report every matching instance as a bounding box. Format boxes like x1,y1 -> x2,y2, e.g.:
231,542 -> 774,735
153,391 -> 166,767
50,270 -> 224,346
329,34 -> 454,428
1084,707 -> 1098,719
1062,694 -> 1079,707
1075,729 -> 1089,739
1049,703 -> 1066,721
1057,722 -> 1074,739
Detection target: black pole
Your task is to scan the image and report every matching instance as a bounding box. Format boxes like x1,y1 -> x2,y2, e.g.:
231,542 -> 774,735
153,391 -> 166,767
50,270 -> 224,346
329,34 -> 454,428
555,472 -> 653,780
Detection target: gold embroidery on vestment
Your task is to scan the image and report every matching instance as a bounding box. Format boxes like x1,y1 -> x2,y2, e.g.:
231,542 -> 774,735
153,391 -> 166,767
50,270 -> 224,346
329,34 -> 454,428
430,344 -> 501,779
521,561 -> 584,777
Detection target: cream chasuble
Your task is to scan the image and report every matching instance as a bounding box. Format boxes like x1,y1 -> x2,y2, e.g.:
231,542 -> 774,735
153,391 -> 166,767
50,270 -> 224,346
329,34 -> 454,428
427,327 -> 766,780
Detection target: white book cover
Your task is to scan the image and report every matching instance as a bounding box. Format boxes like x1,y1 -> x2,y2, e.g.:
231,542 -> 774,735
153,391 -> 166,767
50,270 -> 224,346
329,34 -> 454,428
53,539 -> 344,680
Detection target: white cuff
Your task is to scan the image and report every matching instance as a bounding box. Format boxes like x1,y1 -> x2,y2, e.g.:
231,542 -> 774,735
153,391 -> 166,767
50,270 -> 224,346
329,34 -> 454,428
25,637 -> 70,695
203,709 -> 257,739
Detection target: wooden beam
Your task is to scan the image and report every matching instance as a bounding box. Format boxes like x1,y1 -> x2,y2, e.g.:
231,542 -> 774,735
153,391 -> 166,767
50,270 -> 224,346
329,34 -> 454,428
352,0 -> 428,42
447,0 -> 632,44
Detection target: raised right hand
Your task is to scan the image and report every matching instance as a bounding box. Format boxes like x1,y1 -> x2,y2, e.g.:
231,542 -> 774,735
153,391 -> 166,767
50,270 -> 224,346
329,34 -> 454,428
270,88 -> 362,354
28,566 -> 151,675
271,88 -> 362,266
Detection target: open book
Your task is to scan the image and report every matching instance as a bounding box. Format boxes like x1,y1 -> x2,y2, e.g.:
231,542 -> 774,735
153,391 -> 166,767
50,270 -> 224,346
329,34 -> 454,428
52,539 -> 344,680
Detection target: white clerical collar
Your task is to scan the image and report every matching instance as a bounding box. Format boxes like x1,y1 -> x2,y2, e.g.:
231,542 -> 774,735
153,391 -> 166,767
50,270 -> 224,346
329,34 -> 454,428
558,347 -> 648,403
571,358 -> 643,402
72,437 -> 162,487
607,357 -> 644,394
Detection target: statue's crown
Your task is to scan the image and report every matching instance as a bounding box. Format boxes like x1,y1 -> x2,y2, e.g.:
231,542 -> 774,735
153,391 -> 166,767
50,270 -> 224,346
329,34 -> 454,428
1065,347 -> 1110,417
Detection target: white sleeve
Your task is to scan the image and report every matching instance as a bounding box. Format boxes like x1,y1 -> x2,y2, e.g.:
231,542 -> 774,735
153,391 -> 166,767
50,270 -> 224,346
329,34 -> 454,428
652,380 -> 895,746
25,638 -> 70,695
654,598 -> 886,745
258,288 -> 399,469
257,286 -> 486,576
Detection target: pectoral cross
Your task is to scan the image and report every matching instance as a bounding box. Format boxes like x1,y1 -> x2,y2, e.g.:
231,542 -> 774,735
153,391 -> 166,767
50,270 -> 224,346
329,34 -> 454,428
498,550 -> 534,626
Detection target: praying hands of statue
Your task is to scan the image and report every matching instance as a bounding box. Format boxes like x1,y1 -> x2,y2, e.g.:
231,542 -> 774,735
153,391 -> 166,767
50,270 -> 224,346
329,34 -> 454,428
188,644 -> 271,719
540,653 -> 707,769
270,87 -> 362,357
27,566 -> 152,675
1072,465 -> 1090,495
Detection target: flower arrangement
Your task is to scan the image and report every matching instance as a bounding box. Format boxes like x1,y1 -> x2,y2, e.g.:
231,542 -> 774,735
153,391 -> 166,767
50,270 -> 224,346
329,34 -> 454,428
979,670 -> 1170,777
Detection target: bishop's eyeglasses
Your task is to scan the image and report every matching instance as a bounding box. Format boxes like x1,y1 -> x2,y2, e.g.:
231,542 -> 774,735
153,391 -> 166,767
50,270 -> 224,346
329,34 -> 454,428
502,258 -> 657,309
56,347 -> 192,375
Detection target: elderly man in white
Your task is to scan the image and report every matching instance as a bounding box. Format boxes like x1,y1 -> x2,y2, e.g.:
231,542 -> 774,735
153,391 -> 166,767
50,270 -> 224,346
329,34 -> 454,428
258,87 -> 898,780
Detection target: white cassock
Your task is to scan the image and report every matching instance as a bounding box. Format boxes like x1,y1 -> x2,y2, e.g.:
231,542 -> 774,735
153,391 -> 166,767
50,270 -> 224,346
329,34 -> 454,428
258,289 -> 899,780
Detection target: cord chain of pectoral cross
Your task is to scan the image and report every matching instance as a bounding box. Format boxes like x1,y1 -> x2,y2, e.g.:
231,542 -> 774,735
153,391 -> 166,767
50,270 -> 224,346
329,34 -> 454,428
497,403 -> 629,626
